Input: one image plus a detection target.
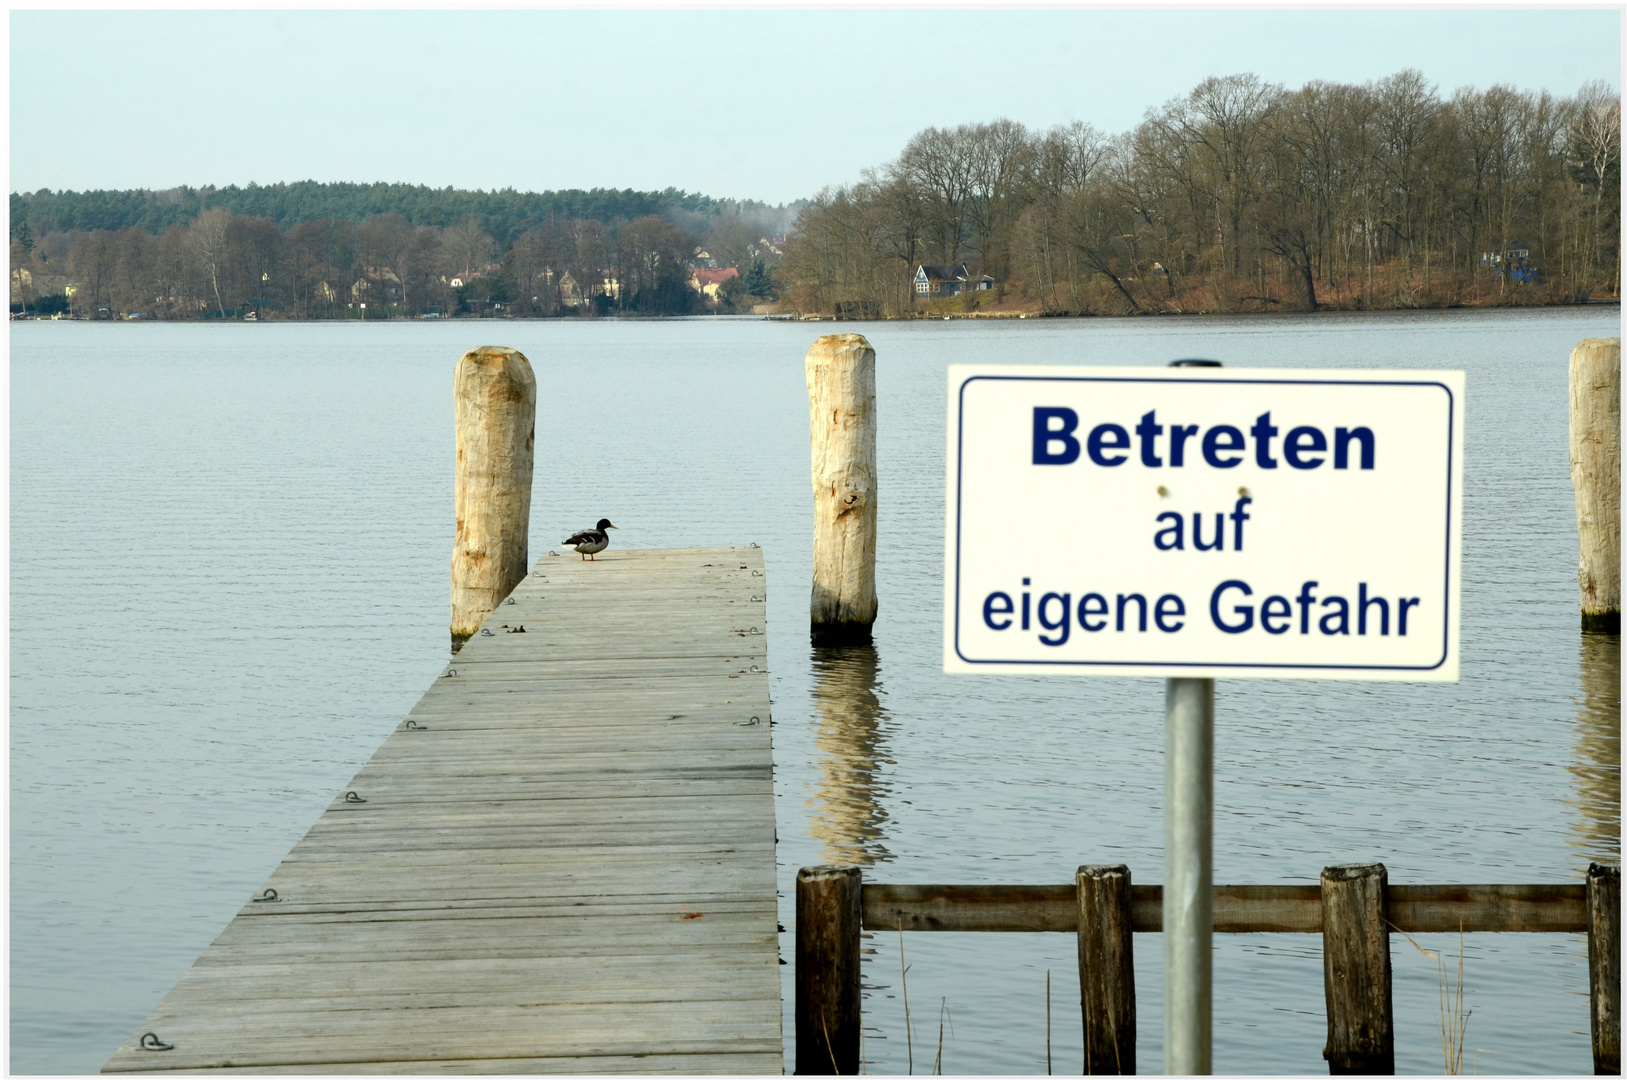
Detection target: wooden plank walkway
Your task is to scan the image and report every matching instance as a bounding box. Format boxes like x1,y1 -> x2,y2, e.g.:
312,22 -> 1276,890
104,546 -> 781,1074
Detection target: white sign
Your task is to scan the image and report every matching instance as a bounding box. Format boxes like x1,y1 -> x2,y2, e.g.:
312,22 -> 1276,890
944,365 -> 1464,680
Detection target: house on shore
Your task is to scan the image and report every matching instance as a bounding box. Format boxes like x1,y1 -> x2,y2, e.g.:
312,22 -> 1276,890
914,263 -> 996,298
690,267 -> 739,300
1480,240 -> 1539,283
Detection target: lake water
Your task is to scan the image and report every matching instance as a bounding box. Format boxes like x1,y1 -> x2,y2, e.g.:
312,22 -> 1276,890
9,309 -> 1620,1075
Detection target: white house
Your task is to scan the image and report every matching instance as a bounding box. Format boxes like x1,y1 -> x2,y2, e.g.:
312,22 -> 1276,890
914,263 -> 995,298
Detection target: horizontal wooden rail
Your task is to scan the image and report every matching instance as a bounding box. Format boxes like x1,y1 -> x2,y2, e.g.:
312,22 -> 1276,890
800,864 -> 1619,1076
862,883 -> 1587,934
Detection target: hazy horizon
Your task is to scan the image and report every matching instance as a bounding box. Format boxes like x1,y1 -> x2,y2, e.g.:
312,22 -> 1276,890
10,8 -> 1621,205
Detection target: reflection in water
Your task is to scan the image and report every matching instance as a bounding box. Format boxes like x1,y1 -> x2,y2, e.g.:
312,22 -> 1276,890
1569,634 -> 1621,864
809,646 -> 895,866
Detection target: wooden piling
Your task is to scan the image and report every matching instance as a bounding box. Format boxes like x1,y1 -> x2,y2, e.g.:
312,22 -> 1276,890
451,346 -> 536,652
1321,863 -> 1394,1075
1077,864 -> 1136,1074
806,334 -> 877,646
797,865 -> 863,1075
1570,338 -> 1621,635
1589,863 -> 1621,1075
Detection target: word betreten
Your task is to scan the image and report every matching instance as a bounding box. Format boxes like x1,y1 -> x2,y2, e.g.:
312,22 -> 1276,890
1033,408 -> 1375,470
982,579 -> 1420,646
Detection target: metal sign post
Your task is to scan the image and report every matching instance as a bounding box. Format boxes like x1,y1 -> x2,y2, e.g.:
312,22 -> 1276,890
1164,357 -> 1219,1074
943,356 -> 1464,1074
1165,675 -> 1214,1074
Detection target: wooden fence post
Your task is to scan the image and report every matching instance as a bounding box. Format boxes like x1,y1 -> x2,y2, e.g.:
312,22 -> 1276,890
1570,338 -> 1620,634
796,865 -> 862,1075
1321,864 -> 1394,1075
1077,864 -> 1136,1074
451,346 -> 536,653
1589,862 -> 1621,1075
806,334 -> 877,646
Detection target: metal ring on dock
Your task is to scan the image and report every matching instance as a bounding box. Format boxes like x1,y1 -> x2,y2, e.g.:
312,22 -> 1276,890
750,596 -> 764,602
749,627 -> 762,635
344,791 -> 367,803
442,669 -> 457,677
251,888 -> 280,903
139,1033 -> 174,1051
734,716 -> 761,726
504,597 -> 517,604
404,720 -> 427,730
480,628 -> 494,636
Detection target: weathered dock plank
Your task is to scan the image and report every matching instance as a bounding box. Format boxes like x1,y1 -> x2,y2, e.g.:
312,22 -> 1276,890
104,546 -> 780,1075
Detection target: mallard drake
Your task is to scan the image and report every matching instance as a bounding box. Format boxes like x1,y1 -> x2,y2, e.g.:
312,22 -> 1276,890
563,518 -> 617,560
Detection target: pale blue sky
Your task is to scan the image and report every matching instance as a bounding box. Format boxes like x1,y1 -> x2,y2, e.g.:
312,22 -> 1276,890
9,8 -> 1622,205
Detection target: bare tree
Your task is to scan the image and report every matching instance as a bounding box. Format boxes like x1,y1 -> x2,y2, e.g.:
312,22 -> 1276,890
963,118 -> 1035,287
571,219 -> 611,314
503,227 -> 569,316
1567,82 -> 1622,293
439,215 -> 496,282
289,218 -> 357,318
187,207 -> 232,317
617,215 -> 696,314
358,214 -> 413,311
894,125 -> 976,264
225,216 -> 286,316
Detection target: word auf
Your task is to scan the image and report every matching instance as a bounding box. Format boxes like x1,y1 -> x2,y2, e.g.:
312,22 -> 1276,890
1157,497 -> 1251,551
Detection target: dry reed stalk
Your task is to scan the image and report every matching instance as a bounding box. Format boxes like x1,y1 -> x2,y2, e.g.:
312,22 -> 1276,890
1391,921 -> 1471,1074
899,918 -> 913,1075
932,998 -> 952,1075
1443,929 -> 1468,1075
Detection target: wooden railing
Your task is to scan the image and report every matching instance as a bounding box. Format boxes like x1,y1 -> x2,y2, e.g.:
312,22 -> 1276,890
794,861 -> 1620,1076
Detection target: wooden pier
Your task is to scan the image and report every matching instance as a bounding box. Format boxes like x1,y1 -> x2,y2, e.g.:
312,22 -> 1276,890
104,546 -> 781,1074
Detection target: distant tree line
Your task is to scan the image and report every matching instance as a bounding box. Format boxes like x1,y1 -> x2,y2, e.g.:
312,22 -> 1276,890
9,184 -> 789,319
780,72 -> 1621,316
11,182 -> 786,246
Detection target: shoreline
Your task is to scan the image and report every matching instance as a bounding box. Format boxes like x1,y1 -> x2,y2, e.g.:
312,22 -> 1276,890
787,299 -> 1623,323
14,299 -> 1619,325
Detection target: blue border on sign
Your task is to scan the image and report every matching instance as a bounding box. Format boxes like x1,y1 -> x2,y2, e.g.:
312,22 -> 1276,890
951,374 -> 1456,671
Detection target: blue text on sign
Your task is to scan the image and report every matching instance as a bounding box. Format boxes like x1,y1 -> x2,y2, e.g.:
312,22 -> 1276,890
1032,408 -> 1375,470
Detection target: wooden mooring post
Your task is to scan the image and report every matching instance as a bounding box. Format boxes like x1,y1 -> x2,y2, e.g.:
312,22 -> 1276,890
796,865 -> 863,1075
1320,863 -> 1394,1075
1077,864 -> 1136,1075
1589,862 -> 1621,1075
799,864 -> 1619,1075
450,345 -> 536,652
806,334 -> 877,646
1570,337 -> 1620,635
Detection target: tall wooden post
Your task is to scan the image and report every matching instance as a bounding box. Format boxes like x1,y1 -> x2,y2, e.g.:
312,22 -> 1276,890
1321,863 -> 1394,1075
806,334 -> 877,646
1077,864 -> 1136,1074
1589,862 -> 1621,1075
796,865 -> 862,1075
1570,338 -> 1620,634
451,346 -> 536,652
